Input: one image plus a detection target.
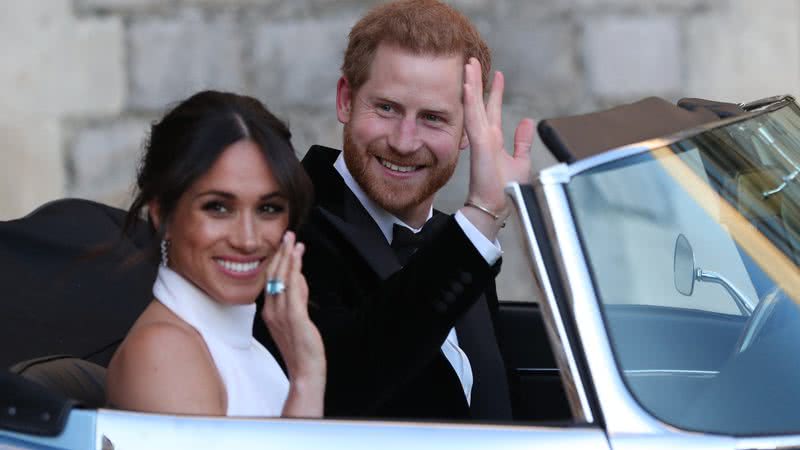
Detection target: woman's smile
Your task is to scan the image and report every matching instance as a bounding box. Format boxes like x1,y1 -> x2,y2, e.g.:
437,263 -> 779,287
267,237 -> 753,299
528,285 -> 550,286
213,257 -> 266,278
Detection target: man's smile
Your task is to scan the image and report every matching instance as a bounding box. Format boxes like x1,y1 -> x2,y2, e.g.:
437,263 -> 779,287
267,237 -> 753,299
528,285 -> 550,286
376,156 -> 422,173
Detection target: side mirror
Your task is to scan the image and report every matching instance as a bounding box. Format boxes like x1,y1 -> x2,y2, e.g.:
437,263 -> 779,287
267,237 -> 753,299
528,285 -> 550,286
673,233 -> 754,315
674,234 -> 696,296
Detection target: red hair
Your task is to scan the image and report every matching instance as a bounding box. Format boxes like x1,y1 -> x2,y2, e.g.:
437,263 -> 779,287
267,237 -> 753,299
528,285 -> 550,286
342,0 -> 492,92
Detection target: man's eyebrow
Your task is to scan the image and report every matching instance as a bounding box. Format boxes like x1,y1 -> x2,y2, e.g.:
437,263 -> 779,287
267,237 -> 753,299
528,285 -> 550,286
422,107 -> 452,117
370,95 -> 454,117
370,95 -> 399,105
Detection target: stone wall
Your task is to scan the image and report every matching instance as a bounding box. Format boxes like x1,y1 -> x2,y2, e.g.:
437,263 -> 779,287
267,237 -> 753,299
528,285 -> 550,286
2,0 -> 797,220
1,1 -> 798,299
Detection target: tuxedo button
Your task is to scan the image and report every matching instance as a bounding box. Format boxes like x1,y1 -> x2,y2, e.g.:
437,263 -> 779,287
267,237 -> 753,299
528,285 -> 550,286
450,282 -> 464,295
443,291 -> 456,304
433,300 -> 448,313
459,272 -> 473,285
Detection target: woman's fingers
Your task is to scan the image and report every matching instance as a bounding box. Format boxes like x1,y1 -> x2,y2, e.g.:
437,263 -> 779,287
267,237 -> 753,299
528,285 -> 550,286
261,235 -> 324,391
293,242 -> 305,271
264,233 -> 310,323
283,242 -> 307,315
288,243 -> 306,298
262,231 -> 294,323
264,234 -> 283,280
273,232 -> 294,285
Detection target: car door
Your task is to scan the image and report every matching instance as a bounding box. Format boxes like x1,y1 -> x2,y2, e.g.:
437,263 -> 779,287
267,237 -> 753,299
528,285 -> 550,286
529,96 -> 800,447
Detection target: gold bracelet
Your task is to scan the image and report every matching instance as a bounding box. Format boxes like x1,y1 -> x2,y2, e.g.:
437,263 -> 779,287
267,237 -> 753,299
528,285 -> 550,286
464,200 -> 507,227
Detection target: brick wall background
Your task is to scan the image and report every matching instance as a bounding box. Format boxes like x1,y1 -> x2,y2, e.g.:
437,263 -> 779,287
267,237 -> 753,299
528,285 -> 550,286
1,0 -> 798,298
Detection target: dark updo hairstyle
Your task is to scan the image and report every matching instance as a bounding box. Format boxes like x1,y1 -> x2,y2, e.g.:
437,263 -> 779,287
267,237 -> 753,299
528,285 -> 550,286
124,91 -> 313,258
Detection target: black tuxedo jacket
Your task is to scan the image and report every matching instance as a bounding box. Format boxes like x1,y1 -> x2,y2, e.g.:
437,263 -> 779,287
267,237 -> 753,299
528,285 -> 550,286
255,146 -> 512,420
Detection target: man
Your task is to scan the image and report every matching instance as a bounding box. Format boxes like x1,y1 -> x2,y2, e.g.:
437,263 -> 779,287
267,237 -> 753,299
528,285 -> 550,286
256,0 -> 534,420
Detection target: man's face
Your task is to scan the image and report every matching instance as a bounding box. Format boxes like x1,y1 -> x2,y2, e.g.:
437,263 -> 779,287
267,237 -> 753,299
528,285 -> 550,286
337,43 -> 467,225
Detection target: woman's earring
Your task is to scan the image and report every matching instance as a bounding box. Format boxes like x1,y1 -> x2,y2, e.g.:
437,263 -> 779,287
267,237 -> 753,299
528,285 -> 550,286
160,239 -> 170,267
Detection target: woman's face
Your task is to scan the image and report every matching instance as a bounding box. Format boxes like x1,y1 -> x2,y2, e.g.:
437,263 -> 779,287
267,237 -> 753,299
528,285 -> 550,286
165,139 -> 289,305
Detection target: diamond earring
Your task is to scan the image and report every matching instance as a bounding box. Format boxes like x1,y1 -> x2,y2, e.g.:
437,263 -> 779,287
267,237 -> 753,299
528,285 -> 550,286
160,239 -> 170,267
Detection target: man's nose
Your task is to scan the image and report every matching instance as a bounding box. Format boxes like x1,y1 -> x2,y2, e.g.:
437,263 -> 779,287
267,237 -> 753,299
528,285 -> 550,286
387,116 -> 420,155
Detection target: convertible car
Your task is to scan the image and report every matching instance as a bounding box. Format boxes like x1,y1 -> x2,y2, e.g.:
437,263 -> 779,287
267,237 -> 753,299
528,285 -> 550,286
3,94 -> 800,449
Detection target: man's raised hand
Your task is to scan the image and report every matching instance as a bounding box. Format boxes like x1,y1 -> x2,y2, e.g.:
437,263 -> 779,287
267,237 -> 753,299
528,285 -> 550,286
461,57 -> 534,239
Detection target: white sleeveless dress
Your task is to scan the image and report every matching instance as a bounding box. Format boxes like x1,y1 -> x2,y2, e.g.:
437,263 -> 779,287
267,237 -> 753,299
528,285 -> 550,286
153,266 -> 289,416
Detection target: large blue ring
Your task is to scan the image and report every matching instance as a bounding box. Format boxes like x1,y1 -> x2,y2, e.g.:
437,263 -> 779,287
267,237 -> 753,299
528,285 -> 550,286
266,279 -> 286,296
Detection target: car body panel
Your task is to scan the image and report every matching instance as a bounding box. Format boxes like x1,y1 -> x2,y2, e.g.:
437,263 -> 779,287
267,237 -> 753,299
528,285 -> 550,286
1,410 -> 95,450
99,411 -> 608,450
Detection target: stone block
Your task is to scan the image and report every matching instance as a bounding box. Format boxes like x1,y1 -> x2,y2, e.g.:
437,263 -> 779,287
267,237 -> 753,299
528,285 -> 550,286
128,9 -> 247,111
0,118 -> 65,220
490,20 -> 585,115
0,3 -> 125,118
494,0 -> 576,21
686,0 -> 800,102
68,119 -> 151,205
571,0 -> 710,13
305,0 -> 382,15
583,15 -> 681,100
75,0 -> 171,13
250,16 -> 355,109
446,0 -> 495,16
181,0 -> 281,6
61,18 -> 127,116
280,107 -> 344,158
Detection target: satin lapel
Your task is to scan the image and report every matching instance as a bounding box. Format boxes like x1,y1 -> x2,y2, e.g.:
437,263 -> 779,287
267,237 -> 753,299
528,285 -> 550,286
455,294 -> 513,419
317,207 -> 400,280
303,146 -> 400,280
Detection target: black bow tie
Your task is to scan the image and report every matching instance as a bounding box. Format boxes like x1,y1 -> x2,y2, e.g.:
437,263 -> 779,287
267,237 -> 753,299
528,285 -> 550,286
390,215 -> 447,266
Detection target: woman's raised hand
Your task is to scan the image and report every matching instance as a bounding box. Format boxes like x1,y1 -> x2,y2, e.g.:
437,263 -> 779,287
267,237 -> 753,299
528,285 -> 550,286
261,231 -> 326,417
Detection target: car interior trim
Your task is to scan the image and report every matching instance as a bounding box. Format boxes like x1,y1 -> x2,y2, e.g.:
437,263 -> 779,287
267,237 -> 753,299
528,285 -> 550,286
506,182 -> 595,423
538,180 -> 670,435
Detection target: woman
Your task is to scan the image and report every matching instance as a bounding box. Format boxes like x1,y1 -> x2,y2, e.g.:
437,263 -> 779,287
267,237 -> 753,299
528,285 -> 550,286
106,91 -> 325,417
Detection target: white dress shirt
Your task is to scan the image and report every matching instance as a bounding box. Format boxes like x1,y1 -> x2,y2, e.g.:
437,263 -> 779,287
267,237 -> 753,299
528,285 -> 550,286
333,154 -> 502,405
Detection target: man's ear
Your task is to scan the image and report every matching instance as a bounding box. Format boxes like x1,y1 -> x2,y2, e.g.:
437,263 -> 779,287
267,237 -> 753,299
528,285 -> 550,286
459,129 -> 469,150
147,200 -> 166,238
336,76 -> 353,124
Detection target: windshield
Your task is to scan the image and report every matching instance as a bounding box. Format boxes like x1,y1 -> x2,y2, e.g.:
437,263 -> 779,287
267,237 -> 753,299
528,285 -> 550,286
566,100 -> 800,436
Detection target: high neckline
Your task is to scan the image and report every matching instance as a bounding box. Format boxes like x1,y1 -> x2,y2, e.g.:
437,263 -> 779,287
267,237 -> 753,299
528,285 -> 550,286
153,266 -> 256,349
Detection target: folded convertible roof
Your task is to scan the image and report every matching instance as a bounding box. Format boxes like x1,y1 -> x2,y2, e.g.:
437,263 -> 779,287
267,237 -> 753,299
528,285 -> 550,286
537,97 -> 747,163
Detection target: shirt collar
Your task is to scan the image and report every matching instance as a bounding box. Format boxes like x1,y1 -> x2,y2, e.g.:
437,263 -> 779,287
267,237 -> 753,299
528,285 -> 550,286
334,153 -> 433,243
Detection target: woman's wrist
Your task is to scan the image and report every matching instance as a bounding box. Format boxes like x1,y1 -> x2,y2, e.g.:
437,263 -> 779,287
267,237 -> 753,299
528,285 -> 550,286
290,373 -> 326,393
282,375 -> 326,418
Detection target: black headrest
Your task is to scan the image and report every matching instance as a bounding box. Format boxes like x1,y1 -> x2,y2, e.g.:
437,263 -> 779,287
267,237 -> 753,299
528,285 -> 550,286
538,97 -> 746,163
11,355 -> 106,409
